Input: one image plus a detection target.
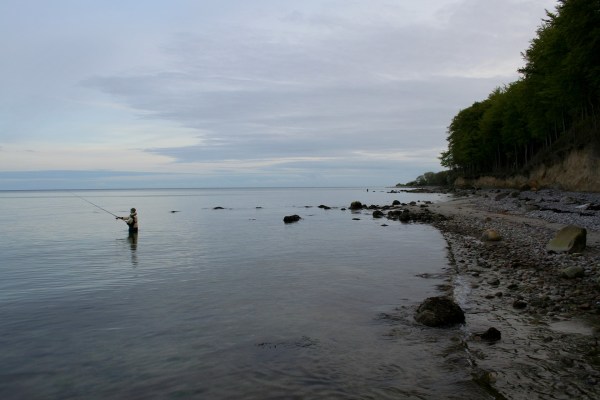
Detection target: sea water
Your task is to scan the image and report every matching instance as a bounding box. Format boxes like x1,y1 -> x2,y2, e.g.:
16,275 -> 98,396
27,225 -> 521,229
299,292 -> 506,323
0,188 -> 492,399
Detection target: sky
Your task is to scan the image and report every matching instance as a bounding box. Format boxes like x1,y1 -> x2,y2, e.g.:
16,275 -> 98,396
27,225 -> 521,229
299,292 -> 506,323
0,0 -> 557,190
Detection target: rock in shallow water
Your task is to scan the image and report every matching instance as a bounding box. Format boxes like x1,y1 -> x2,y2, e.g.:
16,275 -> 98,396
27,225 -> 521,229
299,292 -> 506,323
479,327 -> 502,341
349,201 -> 363,210
283,215 -> 301,223
415,296 -> 465,327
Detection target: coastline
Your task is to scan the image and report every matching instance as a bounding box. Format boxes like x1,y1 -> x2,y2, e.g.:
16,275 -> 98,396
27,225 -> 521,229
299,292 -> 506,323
425,189 -> 600,398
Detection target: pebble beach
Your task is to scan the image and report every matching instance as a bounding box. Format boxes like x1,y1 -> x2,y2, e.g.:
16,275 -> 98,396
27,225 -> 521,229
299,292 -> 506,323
426,188 -> 600,399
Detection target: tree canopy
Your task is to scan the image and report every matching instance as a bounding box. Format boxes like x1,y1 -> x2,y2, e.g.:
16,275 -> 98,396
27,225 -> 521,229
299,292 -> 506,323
441,0 -> 600,176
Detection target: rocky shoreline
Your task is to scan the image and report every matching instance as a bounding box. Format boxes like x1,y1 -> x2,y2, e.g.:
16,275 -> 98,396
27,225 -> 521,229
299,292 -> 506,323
288,188 -> 600,397
426,188 -> 600,399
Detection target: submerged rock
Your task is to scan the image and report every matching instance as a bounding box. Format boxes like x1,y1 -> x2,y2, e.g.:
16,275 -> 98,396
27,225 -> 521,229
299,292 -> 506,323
414,296 -> 465,327
546,225 -> 587,253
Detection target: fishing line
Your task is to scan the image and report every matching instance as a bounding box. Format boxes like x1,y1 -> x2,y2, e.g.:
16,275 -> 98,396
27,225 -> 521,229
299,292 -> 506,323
71,192 -> 119,218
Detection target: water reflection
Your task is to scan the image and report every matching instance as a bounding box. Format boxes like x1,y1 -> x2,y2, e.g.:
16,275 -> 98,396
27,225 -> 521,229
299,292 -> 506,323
127,232 -> 138,267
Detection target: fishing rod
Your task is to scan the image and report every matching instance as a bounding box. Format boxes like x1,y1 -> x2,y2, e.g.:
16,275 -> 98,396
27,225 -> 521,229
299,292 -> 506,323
71,192 -> 119,218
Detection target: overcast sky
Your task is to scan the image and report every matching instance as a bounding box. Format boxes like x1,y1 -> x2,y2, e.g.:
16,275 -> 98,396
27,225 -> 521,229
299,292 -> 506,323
0,0 -> 557,189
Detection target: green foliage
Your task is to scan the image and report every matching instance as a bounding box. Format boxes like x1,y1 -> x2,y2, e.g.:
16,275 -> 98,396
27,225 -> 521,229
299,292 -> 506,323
404,170 -> 453,187
442,0 -> 600,176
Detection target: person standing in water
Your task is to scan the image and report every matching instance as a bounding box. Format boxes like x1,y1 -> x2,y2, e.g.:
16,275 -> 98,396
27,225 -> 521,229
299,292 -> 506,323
117,208 -> 138,235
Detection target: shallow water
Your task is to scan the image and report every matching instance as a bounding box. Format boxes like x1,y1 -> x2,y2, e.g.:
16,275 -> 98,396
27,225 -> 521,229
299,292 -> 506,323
0,188 -> 492,399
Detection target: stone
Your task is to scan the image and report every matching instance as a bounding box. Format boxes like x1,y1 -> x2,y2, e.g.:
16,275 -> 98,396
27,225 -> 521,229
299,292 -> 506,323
481,229 -> 502,242
513,299 -> 528,309
414,296 -> 465,327
480,327 -> 502,341
399,210 -> 411,222
561,266 -> 585,279
487,278 -> 500,286
524,204 -> 540,211
495,192 -> 509,201
560,196 -> 576,204
349,201 -> 363,210
283,215 -> 301,223
372,210 -> 384,218
546,225 -> 587,253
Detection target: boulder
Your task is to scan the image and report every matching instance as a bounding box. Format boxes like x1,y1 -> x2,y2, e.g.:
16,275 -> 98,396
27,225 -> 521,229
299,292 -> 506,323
546,225 -> 587,253
481,229 -> 502,242
513,299 -> 527,309
479,327 -> 502,342
399,210 -> 411,222
494,192 -> 509,201
372,210 -> 384,218
387,210 -> 401,220
415,296 -> 465,327
349,201 -> 363,210
283,215 -> 301,223
561,266 -> 585,279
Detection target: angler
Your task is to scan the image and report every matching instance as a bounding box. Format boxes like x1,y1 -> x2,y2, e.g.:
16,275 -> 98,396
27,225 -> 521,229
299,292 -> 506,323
116,208 -> 139,235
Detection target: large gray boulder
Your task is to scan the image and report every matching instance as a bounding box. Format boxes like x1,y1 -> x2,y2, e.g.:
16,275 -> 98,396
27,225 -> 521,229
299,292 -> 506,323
546,225 -> 587,253
415,296 -> 465,327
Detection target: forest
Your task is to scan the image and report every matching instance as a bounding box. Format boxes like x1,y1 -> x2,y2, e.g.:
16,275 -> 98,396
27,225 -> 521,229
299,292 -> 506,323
439,0 -> 600,178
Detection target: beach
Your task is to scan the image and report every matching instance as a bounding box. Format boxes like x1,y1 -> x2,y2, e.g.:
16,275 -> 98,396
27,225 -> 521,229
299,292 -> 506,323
424,188 -> 600,399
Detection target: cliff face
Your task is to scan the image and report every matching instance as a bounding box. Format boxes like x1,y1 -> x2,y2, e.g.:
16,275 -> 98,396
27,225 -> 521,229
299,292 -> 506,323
455,148 -> 600,192
531,148 -> 600,192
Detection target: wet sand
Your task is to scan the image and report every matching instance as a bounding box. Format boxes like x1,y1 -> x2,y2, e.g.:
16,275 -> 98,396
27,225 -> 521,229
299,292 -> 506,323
426,191 -> 600,399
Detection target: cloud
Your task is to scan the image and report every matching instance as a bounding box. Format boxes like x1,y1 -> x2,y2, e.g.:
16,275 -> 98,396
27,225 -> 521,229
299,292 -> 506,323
84,1 -> 552,163
0,0 -> 556,189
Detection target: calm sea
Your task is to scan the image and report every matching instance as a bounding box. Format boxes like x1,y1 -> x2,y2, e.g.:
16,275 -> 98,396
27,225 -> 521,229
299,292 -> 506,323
0,188 -> 491,399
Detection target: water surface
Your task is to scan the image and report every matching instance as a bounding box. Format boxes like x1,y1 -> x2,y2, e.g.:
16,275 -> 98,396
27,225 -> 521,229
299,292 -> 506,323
0,188 -> 491,399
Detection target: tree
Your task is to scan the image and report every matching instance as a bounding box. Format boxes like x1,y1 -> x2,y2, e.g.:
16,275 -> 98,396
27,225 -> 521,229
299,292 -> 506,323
441,0 -> 600,176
